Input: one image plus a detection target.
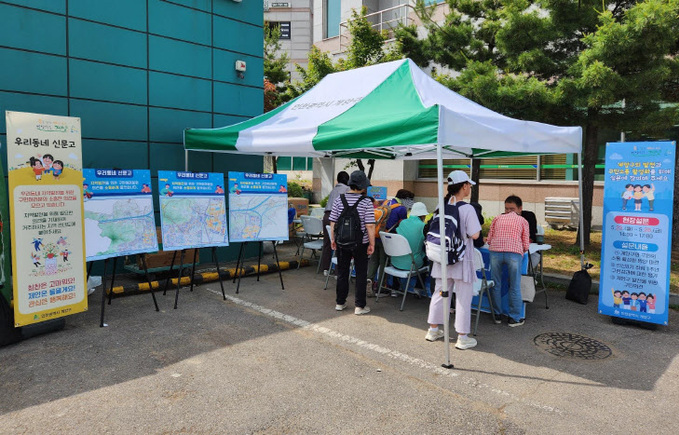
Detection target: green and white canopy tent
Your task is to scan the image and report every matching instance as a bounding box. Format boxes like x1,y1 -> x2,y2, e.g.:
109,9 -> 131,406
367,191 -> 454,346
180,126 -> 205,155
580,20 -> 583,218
184,59 -> 584,367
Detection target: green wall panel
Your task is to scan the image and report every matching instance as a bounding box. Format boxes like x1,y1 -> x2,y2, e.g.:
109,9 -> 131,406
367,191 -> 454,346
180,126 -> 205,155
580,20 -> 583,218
82,140 -> 149,169
150,36 -> 212,79
2,0 -> 65,14
149,72 -> 212,112
213,16 -> 262,55
0,49 -> 67,96
69,59 -> 147,105
149,0 -> 211,45
69,0 -> 146,31
213,49 -> 263,88
0,4 -> 65,55
0,91 -> 68,132
213,0 -> 262,25
214,82 -> 263,116
150,108 -> 212,143
71,100 -> 148,141
69,19 -> 147,68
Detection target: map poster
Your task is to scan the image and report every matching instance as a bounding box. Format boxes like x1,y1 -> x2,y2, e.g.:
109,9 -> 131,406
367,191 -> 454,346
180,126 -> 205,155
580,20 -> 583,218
83,169 -> 158,261
367,186 -> 387,202
157,171 -> 228,251
599,141 -> 676,326
228,172 -> 289,242
5,111 -> 87,327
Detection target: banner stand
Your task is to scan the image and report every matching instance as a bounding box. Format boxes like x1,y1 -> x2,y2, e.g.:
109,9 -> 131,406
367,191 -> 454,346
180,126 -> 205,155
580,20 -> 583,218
234,241 -> 285,294
99,256 -> 159,327
611,317 -> 658,330
165,248 -> 226,308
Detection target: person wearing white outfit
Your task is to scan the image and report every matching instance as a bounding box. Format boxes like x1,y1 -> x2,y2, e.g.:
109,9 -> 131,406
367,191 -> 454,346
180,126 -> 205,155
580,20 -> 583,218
425,170 -> 481,350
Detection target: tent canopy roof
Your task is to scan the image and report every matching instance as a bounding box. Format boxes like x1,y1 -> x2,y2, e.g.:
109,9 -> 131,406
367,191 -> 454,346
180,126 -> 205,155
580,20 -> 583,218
184,59 -> 582,159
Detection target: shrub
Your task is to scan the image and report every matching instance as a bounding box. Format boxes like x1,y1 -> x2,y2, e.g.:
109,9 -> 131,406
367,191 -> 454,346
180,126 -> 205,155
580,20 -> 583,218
320,195 -> 329,208
288,181 -> 304,198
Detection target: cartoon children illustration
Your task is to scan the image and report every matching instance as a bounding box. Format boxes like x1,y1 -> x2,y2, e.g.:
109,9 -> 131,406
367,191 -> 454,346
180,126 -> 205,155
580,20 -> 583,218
141,183 -> 152,193
160,184 -> 173,197
612,288 -> 622,309
41,154 -> 54,174
637,292 -> 648,313
621,184 -> 634,211
83,183 -> 93,199
30,157 -> 44,181
31,252 -> 41,267
633,185 -> 644,211
32,237 -> 44,251
622,290 -> 631,310
215,185 -> 224,194
278,185 -> 287,193
51,160 -> 64,180
630,292 -> 639,311
643,184 -> 655,211
57,236 -> 68,246
60,249 -> 70,262
230,183 -> 241,195
647,294 -> 656,314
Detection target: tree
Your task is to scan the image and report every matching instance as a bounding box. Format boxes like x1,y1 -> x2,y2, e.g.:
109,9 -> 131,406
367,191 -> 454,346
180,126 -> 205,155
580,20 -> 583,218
264,23 -> 291,110
398,0 -> 679,246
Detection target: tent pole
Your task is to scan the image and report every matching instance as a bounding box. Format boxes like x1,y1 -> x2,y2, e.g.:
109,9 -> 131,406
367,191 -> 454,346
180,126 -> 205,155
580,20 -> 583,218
577,151 -> 585,268
436,142 -> 453,369
185,149 -> 189,172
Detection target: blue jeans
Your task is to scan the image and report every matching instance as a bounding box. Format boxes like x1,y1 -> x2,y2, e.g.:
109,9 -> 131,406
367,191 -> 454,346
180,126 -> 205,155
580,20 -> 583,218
490,251 -> 523,322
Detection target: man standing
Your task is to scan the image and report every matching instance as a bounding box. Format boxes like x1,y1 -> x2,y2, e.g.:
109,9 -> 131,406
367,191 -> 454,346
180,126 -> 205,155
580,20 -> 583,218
329,171 -> 375,315
320,171 -> 350,274
486,195 -> 530,327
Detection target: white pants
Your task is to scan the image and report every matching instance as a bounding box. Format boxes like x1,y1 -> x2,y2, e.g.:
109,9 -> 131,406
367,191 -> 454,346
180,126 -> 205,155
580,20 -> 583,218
427,278 -> 473,335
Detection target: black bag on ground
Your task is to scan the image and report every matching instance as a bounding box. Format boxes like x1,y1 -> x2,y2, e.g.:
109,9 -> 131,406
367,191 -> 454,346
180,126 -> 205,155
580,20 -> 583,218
566,268 -> 591,304
334,194 -> 366,249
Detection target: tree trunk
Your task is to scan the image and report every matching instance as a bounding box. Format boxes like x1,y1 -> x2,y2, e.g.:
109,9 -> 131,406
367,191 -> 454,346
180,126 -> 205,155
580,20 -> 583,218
470,159 -> 481,203
356,159 -> 365,172
578,116 -> 599,247
367,159 -> 376,179
272,156 -> 278,174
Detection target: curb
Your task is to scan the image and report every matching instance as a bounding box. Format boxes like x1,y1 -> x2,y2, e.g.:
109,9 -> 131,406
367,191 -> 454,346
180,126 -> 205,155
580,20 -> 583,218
106,258 -> 310,297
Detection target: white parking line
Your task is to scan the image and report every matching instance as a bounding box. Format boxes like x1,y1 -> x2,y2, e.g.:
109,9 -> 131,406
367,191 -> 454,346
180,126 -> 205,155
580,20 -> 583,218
206,287 -> 562,414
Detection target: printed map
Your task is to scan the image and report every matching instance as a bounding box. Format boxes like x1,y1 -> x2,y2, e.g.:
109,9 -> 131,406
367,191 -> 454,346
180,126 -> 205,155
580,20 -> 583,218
85,196 -> 158,261
159,196 -> 228,250
229,194 -> 289,242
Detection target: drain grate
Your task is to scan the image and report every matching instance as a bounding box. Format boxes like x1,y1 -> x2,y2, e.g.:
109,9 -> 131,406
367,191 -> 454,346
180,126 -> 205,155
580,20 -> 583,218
533,332 -> 612,360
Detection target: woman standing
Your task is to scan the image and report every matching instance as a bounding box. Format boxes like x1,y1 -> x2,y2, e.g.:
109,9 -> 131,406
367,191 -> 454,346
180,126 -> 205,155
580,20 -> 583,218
425,171 -> 481,349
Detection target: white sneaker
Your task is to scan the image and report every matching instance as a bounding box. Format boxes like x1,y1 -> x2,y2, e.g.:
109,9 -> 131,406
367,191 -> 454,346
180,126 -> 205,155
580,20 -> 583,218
425,329 -> 445,342
323,269 -> 329,277
335,303 -> 347,311
366,279 -> 374,297
455,335 -> 477,350
354,306 -> 371,315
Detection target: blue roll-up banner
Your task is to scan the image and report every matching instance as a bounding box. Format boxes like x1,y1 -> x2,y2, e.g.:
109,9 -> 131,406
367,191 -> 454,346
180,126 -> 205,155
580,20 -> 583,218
598,141 -> 676,325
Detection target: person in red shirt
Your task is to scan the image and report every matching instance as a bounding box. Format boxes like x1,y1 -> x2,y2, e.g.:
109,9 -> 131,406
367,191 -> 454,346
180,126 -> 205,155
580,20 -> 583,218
486,195 -> 530,327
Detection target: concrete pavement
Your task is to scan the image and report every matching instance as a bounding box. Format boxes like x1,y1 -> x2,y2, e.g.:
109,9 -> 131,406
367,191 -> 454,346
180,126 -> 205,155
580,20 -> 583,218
1,247 -> 677,434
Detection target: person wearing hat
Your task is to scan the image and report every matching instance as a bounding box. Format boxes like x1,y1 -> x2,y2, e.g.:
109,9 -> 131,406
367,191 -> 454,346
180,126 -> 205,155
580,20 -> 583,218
329,170 -> 375,315
425,170 -> 481,350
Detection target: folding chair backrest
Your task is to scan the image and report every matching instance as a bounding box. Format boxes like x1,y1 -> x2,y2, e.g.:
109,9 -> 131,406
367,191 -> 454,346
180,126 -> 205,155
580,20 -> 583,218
380,232 -> 412,257
473,248 -> 485,272
326,225 -> 332,243
537,225 -> 545,235
310,208 -> 325,218
302,216 -> 323,236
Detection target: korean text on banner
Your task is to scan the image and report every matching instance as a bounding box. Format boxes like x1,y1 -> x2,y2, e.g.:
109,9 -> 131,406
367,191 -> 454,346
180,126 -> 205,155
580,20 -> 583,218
598,141 -> 676,326
5,111 -> 87,327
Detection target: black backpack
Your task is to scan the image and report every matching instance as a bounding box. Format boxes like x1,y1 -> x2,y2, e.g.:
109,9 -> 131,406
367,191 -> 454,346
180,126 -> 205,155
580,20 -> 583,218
425,201 -> 466,265
334,194 -> 366,249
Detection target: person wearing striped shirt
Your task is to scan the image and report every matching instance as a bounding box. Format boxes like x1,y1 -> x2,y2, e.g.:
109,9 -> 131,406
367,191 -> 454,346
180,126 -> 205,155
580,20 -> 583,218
486,195 -> 531,327
329,171 -> 375,315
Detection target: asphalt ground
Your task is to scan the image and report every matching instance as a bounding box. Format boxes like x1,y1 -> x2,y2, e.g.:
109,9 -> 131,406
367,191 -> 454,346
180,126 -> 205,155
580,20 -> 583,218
1,244 -> 678,434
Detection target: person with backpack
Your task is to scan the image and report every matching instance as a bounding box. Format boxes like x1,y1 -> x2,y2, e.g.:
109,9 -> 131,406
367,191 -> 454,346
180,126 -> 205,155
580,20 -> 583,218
320,171 -> 350,274
329,171 -> 375,315
425,170 -> 481,350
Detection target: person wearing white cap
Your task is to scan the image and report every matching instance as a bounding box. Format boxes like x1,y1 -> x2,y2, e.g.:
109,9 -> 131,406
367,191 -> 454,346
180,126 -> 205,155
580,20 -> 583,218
425,170 -> 481,350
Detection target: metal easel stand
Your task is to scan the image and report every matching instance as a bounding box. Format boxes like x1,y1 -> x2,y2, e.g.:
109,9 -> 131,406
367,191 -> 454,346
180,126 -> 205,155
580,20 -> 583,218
235,241 -> 285,294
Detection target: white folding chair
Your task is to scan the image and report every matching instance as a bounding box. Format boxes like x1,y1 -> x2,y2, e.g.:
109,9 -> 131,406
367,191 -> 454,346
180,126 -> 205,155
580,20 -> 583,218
472,248 -> 497,336
309,207 -> 325,218
297,216 -> 324,272
376,231 -> 429,311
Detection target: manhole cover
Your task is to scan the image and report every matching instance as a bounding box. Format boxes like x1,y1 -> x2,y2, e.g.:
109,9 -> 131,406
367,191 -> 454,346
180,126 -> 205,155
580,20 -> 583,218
533,332 -> 612,360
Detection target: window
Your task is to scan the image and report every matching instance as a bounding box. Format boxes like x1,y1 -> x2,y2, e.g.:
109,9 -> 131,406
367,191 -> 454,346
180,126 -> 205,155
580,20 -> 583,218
266,21 -> 291,40
326,0 -> 341,38
277,157 -> 313,171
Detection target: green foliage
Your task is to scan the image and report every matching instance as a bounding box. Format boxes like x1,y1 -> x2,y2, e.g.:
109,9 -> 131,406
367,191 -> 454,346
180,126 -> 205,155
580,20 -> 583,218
287,181 -> 305,198
287,47 -> 337,98
264,23 -> 291,109
320,195 -> 329,208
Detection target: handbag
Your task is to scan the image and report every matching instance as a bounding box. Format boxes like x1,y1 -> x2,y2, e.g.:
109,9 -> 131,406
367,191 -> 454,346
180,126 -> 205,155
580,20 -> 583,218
520,274 -> 536,303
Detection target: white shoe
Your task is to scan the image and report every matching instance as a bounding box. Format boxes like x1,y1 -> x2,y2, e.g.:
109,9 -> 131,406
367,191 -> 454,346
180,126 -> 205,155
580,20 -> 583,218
335,303 -> 347,311
366,279 -> 374,297
455,335 -> 477,350
323,269 -> 329,277
354,306 -> 371,315
425,329 -> 445,342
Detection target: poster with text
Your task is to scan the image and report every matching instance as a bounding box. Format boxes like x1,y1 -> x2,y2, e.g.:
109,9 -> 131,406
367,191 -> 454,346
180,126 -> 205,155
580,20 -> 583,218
6,111 -> 87,326
367,186 -> 387,202
83,169 -> 158,261
228,172 -> 289,242
157,171 -> 228,251
599,141 -> 675,325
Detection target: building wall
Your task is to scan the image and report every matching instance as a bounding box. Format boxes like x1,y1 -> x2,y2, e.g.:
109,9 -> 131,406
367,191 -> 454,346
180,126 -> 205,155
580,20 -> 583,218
264,0 -> 313,81
0,0 -> 265,262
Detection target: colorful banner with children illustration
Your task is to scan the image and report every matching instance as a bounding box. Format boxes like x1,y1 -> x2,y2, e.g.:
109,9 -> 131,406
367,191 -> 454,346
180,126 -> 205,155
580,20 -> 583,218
5,111 -> 87,327
83,169 -> 158,261
157,171 -> 229,251
599,141 -> 676,325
